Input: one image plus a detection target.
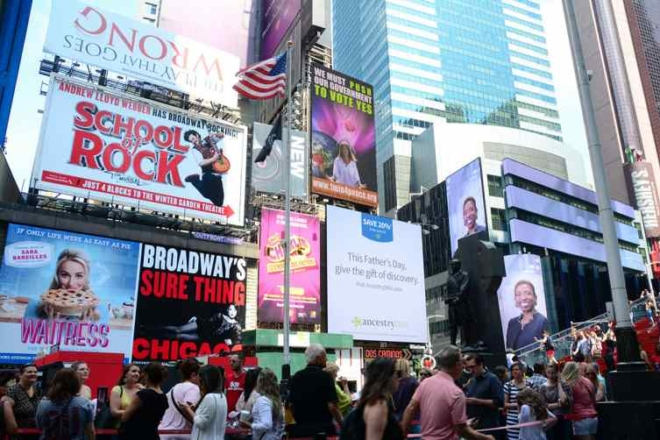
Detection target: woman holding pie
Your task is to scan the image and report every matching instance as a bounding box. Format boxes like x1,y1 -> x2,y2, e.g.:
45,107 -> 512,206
25,249 -> 103,322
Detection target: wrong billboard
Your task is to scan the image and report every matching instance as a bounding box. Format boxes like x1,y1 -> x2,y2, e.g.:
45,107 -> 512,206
33,76 -> 247,226
44,0 -> 239,106
0,224 -> 140,364
311,65 -> 377,208
326,206 -> 426,343
258,208 -> 320,325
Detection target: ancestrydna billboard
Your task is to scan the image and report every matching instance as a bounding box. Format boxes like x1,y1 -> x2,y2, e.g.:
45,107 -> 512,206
258,208 -> 320,325
33,76 -> 247,225
0,224 -> 140,364
44,0 -> 239,106
311,65 -> 377,208
326,206 -> 426,342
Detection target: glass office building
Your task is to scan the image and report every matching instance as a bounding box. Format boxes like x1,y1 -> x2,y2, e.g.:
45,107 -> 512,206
333,0 -> 563,211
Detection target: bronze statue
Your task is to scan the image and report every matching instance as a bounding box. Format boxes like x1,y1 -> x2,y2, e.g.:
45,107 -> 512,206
444,259 -> 476,347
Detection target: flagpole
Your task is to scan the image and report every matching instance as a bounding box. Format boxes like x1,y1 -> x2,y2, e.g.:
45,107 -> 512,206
282,41 -> 294,381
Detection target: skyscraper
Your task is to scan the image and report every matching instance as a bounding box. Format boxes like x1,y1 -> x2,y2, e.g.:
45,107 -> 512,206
571,0 -> 660,278
334,0 -> 563,212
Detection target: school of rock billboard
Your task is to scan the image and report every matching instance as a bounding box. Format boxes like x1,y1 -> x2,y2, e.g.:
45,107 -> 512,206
32,76 -> 247,226
0,224 -> 140,364
44,0 -> 240,105
311,65 -> 378,208
132,244 -> 248,362
258,208 -> 320,325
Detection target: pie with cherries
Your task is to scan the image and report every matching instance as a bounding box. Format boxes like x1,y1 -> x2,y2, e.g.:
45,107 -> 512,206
40,289 -> 99,317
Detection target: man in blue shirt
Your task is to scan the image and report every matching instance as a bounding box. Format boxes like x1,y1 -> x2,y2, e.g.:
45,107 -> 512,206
465,354 -> 504,436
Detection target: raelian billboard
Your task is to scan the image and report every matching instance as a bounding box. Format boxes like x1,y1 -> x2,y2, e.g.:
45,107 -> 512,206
32,76 -> 247,226
311,65 -> 377,208
258,208 -> 320,324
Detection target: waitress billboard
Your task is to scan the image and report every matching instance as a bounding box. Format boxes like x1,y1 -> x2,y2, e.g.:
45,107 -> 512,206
0,224 -> 140,364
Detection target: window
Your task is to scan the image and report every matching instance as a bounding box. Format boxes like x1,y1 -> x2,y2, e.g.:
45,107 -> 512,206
488,175 -> 504,197
491,208 -> 508,232
383,157 -> 397,211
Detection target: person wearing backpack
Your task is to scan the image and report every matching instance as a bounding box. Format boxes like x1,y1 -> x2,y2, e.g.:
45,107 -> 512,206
340,358 -> 403,440
158,359 -> 201,439
36,368 -> 95,440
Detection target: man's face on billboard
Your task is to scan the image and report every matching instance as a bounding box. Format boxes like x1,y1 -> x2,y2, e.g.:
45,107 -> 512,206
463,199 -> 477,230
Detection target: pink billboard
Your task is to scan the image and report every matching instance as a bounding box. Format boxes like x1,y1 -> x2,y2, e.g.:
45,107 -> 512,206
258,208 -> 320,324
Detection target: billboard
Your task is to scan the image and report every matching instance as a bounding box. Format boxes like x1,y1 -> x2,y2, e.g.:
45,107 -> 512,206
132,244 -> 248,362
326,206 -> 426,343
32,77 -> 247,226
0,224 -> 139,364
252,122 -> 308,198
496,254 -> 548,351
446,158 -> 488,256
624,161 -> 660,238
261,0 -> 301,59
311,65 -> 377,208
44,0 -> 239,106
258,208 -> 320,324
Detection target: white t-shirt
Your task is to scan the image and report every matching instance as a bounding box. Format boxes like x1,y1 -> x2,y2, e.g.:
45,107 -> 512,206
159,381 -> 201,438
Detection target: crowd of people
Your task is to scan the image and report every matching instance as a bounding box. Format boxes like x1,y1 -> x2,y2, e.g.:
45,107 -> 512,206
0,342 -> 611,440
0,354 -> 282,440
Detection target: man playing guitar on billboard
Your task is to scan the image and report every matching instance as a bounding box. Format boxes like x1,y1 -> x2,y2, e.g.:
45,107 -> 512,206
183,130 -> 230,207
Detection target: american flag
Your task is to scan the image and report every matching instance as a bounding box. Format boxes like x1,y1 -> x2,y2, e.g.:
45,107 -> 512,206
233,52 -> 287,100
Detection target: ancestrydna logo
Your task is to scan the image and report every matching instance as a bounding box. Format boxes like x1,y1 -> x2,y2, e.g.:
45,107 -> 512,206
352,316 -> 407,330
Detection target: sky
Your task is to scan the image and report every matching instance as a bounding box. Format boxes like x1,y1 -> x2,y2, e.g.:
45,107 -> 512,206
5,0 -> 593,192
539,0 -> 593,188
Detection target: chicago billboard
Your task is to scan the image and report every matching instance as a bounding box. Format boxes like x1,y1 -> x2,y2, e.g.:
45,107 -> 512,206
44,0 -> 240,106
261,0 -> 301,60
326,206 -> 426,343
258,208 -> 320,324
0,224 -> 140,364
32,76 -> 247,226
252,122 -> 308,198
496,254 -> 549,351
445,158 -> 488,256
311,65 -> 377,208
132,244 -> 248,362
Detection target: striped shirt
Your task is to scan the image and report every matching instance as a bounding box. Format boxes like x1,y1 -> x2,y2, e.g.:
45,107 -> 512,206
504,380 -> 532,440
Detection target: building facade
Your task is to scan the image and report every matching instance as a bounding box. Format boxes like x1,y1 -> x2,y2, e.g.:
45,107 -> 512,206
572,0 -> 660,279
333,0 -> 564,213
398,156 -> 648,352
0,0 -> 32,149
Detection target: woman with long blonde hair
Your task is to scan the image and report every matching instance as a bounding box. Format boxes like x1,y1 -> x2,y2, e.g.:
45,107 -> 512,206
242,368 -> 284,440
561,362 -> 598,440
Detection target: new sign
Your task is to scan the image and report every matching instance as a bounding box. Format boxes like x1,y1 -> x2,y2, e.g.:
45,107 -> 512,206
44,0 -> 239,106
